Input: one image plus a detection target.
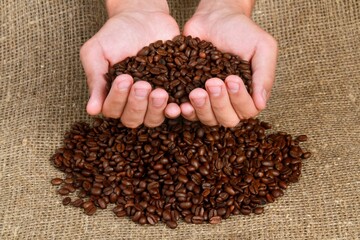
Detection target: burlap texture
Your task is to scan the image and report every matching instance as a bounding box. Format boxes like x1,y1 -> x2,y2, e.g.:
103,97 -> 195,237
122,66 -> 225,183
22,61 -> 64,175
0,0 -> 359,239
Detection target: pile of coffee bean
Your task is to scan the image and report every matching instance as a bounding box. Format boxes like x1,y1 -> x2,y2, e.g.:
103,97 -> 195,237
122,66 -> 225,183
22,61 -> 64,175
51,36 -> 311,228
51,117 -> 310,228
107,35 -> 252,104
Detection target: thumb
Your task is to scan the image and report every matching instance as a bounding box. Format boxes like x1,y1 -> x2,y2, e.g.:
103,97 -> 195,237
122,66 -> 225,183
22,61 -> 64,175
80,40 -> 109,115
251,35 -> 278,110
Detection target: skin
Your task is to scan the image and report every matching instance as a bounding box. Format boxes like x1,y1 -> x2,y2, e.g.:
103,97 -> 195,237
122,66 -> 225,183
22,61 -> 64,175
80,0 -> 180,128
80,0 -> 278,128
182,0 -> 278,127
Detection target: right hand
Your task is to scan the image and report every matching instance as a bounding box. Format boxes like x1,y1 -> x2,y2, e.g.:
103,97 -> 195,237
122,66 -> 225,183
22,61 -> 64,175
80,0 -> 181,128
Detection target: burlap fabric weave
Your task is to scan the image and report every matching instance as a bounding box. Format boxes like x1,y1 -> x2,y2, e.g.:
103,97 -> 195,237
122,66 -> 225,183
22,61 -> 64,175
1,0 -> 359,239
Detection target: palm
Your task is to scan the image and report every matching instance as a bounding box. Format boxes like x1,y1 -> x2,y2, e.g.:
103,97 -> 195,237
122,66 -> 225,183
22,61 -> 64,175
184,14 -> 260,61
95,12 -> 180,65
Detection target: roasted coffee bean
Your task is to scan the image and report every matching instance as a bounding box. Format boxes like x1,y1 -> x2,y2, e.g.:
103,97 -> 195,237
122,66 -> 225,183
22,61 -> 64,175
51,36 -> 310,229
51,178 -> 63,185
254,207 -> 264,215
296,135 -> 308,142
209,216 -> 222,224
62,197 -> 71,206
166,221 -> 178,229
302,152 -> 312,159
84,206 -> 97,216
192,216 -> 204,224
71,198 -> 84,207
58,188 -> 69,196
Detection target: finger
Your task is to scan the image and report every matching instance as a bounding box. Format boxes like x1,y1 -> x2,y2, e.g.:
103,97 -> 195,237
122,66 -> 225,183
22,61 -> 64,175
102,74 -> 133,118
120,81 -> 151,128
143,88 -> 169,127
189,88 -> 218,126
225,75 -> 259,119
251,35 -> 278,110
165,103 -> 181,119
80,40 -> 109,115
205,78 -> 240,127
180,102 -> 199,121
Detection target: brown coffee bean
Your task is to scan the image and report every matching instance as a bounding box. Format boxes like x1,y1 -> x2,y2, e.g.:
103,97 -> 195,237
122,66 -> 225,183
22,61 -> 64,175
166,221 -> 178,229
58,188 -> 69,196
271,189 -> 284,198
91,187 -> 102,196
240,207 -> 252,215
71,198 -> 84,207
62,197 -> 71,205
97,198 -> 107,209
302,152 -> 312,159
179,202 -> 192,209
192,216 -> 204,224
296,135 -> 308,142
51,178 -> 63,185
209,216 -> 222,224
84,206 -> 97,216
254,207 -> 264,215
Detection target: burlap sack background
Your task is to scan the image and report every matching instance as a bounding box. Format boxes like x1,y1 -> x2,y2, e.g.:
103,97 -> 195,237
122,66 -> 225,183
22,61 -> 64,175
1,0 -> 359,239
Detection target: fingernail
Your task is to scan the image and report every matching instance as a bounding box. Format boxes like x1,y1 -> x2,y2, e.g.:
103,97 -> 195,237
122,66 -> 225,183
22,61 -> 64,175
152,97 -> 166,107
117,80 -> 131,91
192,97 -> 206,107
208,85 -> 222,97
262,89 -> 267,102
227,81 -> 239,93
134,88 -> 149,99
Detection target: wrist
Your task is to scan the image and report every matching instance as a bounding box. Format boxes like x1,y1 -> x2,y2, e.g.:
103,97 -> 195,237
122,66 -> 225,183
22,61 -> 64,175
195,0 -> 255,18
105,0 -> 170,18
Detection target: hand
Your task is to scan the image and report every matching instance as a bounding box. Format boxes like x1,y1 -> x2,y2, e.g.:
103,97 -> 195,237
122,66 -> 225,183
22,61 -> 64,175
80,0 -> 181,128
181,0 -> 278,127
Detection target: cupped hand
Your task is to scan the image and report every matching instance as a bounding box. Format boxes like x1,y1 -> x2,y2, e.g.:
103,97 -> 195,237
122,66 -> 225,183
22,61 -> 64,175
182,1 -> 278,127
80,2 -> 180,128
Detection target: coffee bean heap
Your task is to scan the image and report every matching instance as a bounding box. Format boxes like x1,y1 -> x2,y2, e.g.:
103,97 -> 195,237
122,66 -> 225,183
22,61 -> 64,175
107,35 -> 252,104
51,36 -> 310,228
51,117 -> 310,228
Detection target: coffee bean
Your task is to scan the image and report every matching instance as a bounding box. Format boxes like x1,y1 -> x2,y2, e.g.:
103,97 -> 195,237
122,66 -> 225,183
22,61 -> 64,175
302,152 -> 312,159
91,187 -> 102,196
192,216 -> 204,224
84,206 -> 97,216
254,207 -> 264,215
71,198 -> 84,207
58,188 -> 69,196
209,216 -> 222,224
180,202 -> 192,209
166,221 -> 178,229
240,207 -> 252,215
296,135 -> 308,142
271,189 -> 284,198
51,178 -> 63,185
97,198 -> 107,209
62,197 -> 71,206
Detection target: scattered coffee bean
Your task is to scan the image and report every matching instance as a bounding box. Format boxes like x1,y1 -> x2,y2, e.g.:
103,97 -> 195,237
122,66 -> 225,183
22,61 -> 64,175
62,197 -> 71,206
51,178 -> 63,185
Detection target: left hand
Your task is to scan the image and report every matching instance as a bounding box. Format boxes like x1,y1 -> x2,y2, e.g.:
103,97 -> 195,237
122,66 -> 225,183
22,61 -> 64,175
181,0 -> 278,127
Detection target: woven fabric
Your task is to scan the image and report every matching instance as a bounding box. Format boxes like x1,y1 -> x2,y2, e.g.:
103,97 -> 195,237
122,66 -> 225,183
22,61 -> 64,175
1,0 -> 359,239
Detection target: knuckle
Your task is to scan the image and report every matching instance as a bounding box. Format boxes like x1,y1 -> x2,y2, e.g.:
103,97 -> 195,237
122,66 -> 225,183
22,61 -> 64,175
102,111 -> 119,119
221,120 -> 239,128
130,104 -> 147,113
144,121 -> 163,128
122,120 -> 141,129
266,35 -> 278,50
79,41 -> 91,58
